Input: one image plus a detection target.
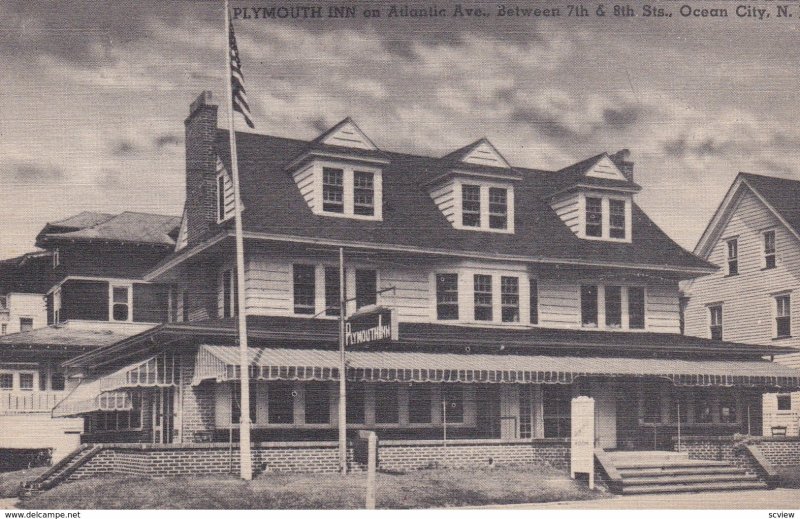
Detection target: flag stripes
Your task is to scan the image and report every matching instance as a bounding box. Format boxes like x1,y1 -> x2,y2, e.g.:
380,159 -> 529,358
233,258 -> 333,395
228,20 -> 255,128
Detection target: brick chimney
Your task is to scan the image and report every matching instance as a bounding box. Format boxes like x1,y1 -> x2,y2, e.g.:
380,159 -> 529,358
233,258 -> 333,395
609,149 -> 634,183
184,91 -> 219,246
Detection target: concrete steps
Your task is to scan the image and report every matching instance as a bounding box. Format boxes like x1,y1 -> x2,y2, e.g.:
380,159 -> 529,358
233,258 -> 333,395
603,450 -> 768,495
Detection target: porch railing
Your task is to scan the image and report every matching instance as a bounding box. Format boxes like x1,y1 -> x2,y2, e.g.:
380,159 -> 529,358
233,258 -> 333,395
0,391 -> 63,414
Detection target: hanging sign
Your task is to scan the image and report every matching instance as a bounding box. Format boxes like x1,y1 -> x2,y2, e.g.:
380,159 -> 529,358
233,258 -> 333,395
345,306 -> 398,347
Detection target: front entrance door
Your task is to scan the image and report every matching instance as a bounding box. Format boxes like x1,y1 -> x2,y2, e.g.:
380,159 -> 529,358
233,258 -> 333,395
151,387 -> 174,444
616,385 -> 639,450
475,385 -> 501,438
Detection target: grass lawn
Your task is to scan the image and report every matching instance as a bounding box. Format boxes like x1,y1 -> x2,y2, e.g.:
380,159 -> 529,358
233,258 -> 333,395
775,465 -> 800,488
0,468 -> 48,499
21,465 -> 606,509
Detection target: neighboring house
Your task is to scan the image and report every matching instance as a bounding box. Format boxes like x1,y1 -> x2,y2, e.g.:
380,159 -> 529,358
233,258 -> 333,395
54,92 -> 798,461
0,211 -> 180,462
682,172 -> 800,436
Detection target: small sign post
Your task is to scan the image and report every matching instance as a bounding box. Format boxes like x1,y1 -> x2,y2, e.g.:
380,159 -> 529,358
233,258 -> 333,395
570,396 -> 595,490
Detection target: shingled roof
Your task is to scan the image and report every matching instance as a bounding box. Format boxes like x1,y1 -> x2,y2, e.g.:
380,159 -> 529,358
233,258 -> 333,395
739,172 -> 800,235
207,130 -> 713,274
37,212 -> 181,247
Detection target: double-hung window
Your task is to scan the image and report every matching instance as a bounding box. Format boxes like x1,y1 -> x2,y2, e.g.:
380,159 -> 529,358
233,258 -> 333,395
408,384 -> 432,424
293,264 -> 316,315
110,286 -> 130,322
628,287 -> 645,329
776,294 -> 791,338
0,373 -> 12,390
609,199 -> 626,239
375,385 -> 399,424
436,274 -> 458,320
217,173 -> 227,221
529,278 -> 539,325
709,305 -> 723,340
19,373 -> 34,391
488,188 -> 508,229
231,383 -> 257,425
267,382 -> 294,424
462,185 -> 481,227
443,385 -> 464,423
355,269 -> 377,309
473,274 -> 493,321
581,285 -> 599,327
304,382 -> 331,424
500,276 -> 519,322
322,168 -> 344,213
585,198 -> 603,237
221,269 -> 236,319
324,267 -> 341,317
764,230 -> 777,269
777,394 -> 791,411
353,171 -> 375,216
605,286 -> 622,328
726,239 -> 738,276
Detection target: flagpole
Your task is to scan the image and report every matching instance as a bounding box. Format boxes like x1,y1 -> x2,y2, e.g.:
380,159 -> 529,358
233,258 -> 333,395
338,246 -> 347,474
224,0 -> 253,481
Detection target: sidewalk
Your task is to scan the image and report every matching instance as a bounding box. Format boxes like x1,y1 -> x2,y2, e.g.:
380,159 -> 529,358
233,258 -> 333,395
477,488 -> 800,510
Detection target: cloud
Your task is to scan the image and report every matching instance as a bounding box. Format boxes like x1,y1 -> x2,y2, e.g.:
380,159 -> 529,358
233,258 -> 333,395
0,161 -> 65,184
110,139 -> 140,157
153,133 -> 182,149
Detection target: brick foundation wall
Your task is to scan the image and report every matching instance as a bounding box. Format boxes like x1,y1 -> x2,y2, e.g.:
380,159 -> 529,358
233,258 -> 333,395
676,435 -> 775,478
67,438 -> 570,480
751,437 -> 800,467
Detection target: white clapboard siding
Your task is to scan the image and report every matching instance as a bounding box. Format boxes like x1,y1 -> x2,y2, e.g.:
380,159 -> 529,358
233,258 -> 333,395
292,164 -> 316,212
245,258 -> 293,315
683,187 -> 800,350
319,120 -> 377,150
429,181 -> 456,224
646,285 -> 680,333
216,157 -> 235,220
586,155 -> 626,180
379,268 -> 430,322
461,141 -> 510,169
550,193 -> 581,235
538,280 -> 580,326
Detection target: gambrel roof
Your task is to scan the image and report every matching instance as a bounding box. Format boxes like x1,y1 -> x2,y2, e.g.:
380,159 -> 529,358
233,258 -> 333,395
694,172 -> 800,258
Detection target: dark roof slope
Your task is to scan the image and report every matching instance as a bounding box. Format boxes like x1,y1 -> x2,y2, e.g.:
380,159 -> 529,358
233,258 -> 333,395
214,130 -> 712,273
38,212 -> 181,247
0,251 -> 52,294
0,325 -> 139,352
740,172 -> 800,235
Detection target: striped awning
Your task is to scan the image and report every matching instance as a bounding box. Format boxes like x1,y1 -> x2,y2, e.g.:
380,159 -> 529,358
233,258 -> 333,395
192,345 -> 800,389
53,353 -> 177,417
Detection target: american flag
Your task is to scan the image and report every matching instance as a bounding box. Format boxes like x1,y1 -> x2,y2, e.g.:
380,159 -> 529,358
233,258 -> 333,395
228,20 -> 254,129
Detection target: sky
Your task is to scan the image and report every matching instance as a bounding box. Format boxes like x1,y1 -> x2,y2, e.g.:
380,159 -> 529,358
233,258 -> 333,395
1,0 -> 800,259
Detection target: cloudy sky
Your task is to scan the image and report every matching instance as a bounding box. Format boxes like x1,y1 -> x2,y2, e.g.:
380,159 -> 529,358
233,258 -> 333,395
1,0 -> 799,259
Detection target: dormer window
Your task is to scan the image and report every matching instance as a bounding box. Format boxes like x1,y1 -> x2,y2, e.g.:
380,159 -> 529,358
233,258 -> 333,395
462,185 -> 481,227
489,188 -> 508,229
322,168 -> 344,213
585,198 -> 603,237
353,171 -> 374,216
609,200 -> 626,239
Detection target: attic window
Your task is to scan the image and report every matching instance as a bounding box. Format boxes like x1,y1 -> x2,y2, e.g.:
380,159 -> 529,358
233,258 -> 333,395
353,171 -> 374,216
489,188 -> 508,229
585,198 -> 603,237
462,185 -> 481,227
609,200 -> 626,239
322,168 -> 344,213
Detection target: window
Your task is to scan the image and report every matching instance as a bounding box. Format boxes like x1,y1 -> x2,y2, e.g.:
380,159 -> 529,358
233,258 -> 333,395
581,285 -> 599,327
217,173 -> 226,221
267,382 -> 294,424
726,239 -> 738,276
231,383 -> 258,425
346,382 -> 366,424
111,286 -> 130,322
605,286 -> 622,328
353,171 -> 374,216
462,185 -> 481,227
488,188 -> 507,229
764,230 -> 777,269
53,288 -> 61,324
52,248 -> 60,268
19,373 -> 34,391
609,199 -> 626,239
776,294 -> 791,338
473,275 -> 493,321
519,386 -> 534,439
629,287 -> 645,330
293,264 -> 316,315
221,269 -> 236,319
529,279 -> 539,325
709,305 -> 723,340
322,167 -> 344,213
304,382 -> 331,424
93,393 -> 142,431
694,390 -> 713,423
51,373 -> 65,391
324,267 -> 340,317
182,290 -> 190,322
719,392 -> 737,423
409,384 -> 432,424
0,374 -> 12,390
777,394 -> 791,411
1,324 -> 6,335
436,273 -> 458,320
355,269 -> 377,309
19,317 -> 33,332
501,277 -> 519,323
585,197 -> 603,237
542,385 -> 571,438
443,385 -> 464,423
375,384 -> 399,424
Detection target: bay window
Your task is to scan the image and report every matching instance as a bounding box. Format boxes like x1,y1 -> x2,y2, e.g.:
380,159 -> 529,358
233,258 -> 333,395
605,285 -> 622,328
474,275 -> 493,321
500,276 -> 520,323
293,264 -> 316,315
436,273 -> 459,320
